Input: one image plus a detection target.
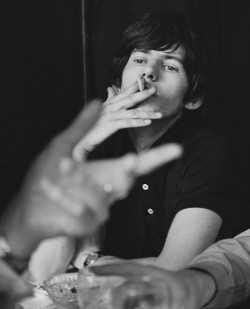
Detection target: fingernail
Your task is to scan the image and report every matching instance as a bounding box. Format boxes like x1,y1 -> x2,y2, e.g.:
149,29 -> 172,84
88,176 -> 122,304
147,86 -> 156,93
154,112 -> 162,118
144,119 -> 151,124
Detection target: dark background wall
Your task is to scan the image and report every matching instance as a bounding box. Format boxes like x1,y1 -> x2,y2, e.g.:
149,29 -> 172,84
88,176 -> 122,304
0,0 -> 84,211
1,0 -> 250,237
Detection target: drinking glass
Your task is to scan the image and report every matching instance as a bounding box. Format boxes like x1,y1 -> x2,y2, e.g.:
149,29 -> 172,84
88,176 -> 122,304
111,276 -> 168,309
77,268 -> 124,309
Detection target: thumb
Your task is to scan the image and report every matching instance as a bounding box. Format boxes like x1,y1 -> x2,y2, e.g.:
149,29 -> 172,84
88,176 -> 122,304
57,100 -> 102,154
107,87 -> 116,100
134,143 -> 182,176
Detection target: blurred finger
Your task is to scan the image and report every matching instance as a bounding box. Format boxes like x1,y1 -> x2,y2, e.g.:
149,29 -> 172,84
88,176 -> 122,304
57,100 -> 102,154
135,144 -> 183,176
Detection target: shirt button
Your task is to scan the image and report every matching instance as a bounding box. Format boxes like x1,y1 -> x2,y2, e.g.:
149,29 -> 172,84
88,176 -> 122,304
142,184 -> 149,190
147,208 -> 154,215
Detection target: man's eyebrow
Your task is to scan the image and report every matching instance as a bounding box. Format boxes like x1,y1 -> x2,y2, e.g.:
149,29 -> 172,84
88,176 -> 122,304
133,49 -> 184,63
133,48 -> 149,54
163,53 -> 184,64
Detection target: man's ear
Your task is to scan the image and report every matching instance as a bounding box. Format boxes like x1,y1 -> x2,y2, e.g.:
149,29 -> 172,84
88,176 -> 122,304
184,96 -> 203,110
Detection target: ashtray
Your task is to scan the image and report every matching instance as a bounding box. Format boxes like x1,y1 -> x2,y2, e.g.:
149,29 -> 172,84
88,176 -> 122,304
44,273 -> 79,309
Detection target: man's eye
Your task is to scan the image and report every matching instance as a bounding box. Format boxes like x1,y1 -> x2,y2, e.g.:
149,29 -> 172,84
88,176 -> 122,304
164,65 -> 178,72
133,59 -> 146,64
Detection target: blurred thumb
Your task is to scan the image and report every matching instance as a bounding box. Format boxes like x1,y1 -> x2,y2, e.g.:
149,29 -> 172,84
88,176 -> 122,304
57,100 -> 102,154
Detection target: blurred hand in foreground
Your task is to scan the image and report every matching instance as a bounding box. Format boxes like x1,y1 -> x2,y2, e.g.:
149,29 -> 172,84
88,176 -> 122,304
90,262 -> 216,309
1,100 -> 182,259
72,82 -> 161,158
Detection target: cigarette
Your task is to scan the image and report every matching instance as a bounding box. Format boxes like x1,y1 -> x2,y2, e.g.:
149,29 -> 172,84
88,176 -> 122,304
138,74 -> 145,91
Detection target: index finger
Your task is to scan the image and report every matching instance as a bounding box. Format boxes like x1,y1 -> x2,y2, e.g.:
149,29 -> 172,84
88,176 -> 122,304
135,143 -> 183,176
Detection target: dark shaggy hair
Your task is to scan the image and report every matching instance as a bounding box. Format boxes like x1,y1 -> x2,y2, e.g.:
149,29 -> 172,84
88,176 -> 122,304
110,11 -> 210,102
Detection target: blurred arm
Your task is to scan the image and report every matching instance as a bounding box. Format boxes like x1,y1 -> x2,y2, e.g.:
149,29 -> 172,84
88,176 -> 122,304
91,262 -> 216,309
188,229 -> 250,308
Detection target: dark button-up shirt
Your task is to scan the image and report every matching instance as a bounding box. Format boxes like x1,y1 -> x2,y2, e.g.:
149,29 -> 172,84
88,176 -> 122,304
89,114 -> 229,259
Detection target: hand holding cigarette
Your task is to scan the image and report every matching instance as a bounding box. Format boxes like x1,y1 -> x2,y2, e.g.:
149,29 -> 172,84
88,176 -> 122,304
73,80 -> 161,160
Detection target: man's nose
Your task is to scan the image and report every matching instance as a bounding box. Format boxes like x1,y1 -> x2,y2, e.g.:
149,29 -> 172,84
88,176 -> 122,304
143,66 -> 157,82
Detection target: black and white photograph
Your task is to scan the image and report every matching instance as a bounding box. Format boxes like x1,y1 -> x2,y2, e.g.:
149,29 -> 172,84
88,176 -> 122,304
1,1 -> 250,308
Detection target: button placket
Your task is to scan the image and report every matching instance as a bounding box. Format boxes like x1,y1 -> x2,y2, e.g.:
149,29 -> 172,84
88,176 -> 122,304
141,183 -> 154,216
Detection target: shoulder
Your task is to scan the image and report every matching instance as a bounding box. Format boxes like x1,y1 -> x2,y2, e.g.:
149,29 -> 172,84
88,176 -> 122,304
171,114 -> 229,158
182,126 -> 229,164
174,126 -> 230,189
